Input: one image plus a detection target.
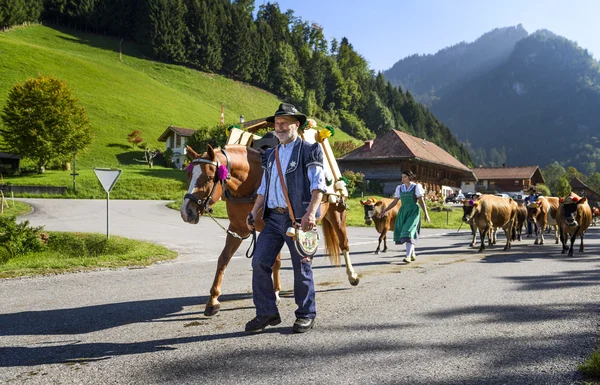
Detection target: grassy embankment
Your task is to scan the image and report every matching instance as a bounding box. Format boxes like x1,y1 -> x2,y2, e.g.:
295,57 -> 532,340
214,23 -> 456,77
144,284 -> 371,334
0,25 -> 359,200
0,231 -> 177,279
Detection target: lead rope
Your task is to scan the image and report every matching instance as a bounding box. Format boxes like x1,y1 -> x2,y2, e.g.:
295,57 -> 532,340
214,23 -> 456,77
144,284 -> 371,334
203,200 -> 256,258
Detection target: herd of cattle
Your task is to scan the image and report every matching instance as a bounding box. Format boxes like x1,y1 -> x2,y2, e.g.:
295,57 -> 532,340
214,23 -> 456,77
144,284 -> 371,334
361,193 -> 599,257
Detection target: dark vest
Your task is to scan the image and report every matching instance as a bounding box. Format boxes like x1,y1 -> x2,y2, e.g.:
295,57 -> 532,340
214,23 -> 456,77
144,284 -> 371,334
261,137 -> 324,221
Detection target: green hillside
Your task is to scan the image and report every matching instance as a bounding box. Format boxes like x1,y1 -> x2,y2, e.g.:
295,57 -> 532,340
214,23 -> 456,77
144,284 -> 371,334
0,25 -> 282,168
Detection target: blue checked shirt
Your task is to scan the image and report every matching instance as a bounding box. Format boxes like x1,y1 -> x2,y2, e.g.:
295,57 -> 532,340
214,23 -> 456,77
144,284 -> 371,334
257,141 -> 327,209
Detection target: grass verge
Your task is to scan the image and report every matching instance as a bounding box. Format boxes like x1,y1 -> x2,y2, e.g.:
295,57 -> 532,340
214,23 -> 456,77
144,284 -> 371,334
0,231 -> 177,279
0,200 -> 31,216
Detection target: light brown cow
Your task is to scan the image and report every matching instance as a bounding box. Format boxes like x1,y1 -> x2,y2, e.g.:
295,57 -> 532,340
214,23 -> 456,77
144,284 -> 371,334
592,206 -> 600,226
512,202 -> 527,241
461,196 -> 494,247
526,196 -> 560,245
465,195 -> 518,252
556,193 -> 592,256
360,197 -> 401,254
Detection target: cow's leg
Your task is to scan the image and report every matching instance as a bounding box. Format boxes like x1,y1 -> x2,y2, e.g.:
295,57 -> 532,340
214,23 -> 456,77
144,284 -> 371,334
579,234 -> 585,252
470,223 -> 477,247
568,229 -> 579,257
503,222 -> 513,251
272,252 -> 282,305
375,232 -> 384,254
478,225 -> 489,252
554,225 -> 559,244
539,222 -> 545,245
205,232 -> 244,316
559,227 -> 568,253
534,222 -> 540,244
382,230 -> 388,253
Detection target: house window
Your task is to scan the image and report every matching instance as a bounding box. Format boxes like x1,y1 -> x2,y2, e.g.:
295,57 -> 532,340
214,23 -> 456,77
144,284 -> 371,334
176,134 -> 181,147
514,180 -> 519,185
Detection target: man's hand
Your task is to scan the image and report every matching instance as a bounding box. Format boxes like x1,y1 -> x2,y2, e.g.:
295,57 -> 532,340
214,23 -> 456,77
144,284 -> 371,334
301,212 -> 317,232
247,212 -> 256,231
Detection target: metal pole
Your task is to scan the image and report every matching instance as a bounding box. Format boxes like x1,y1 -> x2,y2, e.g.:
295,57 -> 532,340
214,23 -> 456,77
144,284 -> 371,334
106,191 -> 110,239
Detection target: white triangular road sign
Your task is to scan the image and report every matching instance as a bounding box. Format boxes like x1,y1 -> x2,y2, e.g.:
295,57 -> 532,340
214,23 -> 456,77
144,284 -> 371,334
94,168 -> 122,193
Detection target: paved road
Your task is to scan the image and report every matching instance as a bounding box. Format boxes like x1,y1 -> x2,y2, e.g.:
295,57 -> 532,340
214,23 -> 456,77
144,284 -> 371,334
1,199 -> 599,384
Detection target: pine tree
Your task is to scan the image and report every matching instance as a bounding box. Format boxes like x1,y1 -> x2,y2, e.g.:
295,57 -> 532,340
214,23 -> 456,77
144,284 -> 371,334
147,0 -> 187,62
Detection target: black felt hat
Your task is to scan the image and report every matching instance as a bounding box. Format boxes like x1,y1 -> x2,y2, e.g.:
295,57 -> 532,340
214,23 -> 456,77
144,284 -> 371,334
265,103 -> 307,126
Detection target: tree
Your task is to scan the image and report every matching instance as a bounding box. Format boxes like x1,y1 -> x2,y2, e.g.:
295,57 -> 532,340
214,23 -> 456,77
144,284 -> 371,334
134,145 -> 160,168
0,75 -> 93,173
127,129 -> 143,148
586,172 -> 600,194
542,161 -> 565,195
554,177 -> 572,198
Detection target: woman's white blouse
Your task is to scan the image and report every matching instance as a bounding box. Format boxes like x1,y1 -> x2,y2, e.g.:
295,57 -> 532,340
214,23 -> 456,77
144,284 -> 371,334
394,182 -> 425,199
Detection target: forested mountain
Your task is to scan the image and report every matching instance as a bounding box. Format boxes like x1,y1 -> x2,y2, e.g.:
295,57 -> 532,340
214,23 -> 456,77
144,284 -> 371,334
384,26 -> 600,172
383,25 -> 528,106
0,0 -> 472,166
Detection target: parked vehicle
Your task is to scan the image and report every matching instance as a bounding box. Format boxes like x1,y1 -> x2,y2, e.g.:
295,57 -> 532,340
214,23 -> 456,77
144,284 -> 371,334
445,193 -> 465,203
494,193 -> 510,198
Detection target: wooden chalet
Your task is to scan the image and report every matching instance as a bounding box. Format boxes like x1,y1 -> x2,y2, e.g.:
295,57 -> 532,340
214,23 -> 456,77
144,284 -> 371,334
569,177 -> 600,207
158,125 -> 195,169
467,166 -> 545,194
337,129 -> 475,196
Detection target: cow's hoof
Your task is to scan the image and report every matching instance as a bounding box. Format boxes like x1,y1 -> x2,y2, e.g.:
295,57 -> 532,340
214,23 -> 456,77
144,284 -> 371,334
375,250 -> 380,255
568,252 -> 574,257
204,304 -> 220,317
350,276 -> 360,286
534,240 -> 539,245
382,249 -> 388,253
540,241 -> 544,245
478,248 -> 484,253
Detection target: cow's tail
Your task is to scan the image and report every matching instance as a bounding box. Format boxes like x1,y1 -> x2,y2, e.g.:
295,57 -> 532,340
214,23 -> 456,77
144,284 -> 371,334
322,219 -> 341,266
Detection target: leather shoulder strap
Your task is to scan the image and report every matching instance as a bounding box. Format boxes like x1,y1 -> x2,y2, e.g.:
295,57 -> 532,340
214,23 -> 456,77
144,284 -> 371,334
275,146 -> 297,224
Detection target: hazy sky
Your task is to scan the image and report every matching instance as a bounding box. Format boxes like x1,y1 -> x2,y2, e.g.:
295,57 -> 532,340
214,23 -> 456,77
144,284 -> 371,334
269,0 -> 599,72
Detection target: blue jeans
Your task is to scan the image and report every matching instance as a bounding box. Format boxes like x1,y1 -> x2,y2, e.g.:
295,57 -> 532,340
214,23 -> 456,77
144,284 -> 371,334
252,211 -> 316,319
527,221 -> 538,235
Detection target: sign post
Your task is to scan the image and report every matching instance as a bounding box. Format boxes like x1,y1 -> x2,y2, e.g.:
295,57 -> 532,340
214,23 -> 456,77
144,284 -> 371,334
94,168 -> 122,239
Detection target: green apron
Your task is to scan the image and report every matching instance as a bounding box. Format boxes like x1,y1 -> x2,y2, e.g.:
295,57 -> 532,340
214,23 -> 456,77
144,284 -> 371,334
393,185 -> 421,243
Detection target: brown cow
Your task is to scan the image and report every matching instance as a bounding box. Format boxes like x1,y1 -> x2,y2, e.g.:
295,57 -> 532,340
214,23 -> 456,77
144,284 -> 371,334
464,195 -> 518,252
360,197 -> 401,254
512,202 -> 527,241
461,195 -> 494,247
526,196 -> 560,245
592,206 -> 600,226
556,193 -> 592,256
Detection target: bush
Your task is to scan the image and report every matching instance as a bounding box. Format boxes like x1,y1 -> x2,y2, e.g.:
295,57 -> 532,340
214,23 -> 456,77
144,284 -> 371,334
341,170 -> 365,197
331,140 -> 360,158
0,215 -> 45,263
187,124 -> 229,154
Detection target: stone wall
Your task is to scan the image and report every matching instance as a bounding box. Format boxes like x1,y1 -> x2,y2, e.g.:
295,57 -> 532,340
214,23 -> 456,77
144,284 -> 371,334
0,185 -> 67,195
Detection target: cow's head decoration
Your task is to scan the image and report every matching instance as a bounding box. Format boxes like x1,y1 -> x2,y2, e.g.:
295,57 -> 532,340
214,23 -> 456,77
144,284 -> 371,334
562,193 -> 587,227
360,197 -> 378,225
462,199 -> 477,222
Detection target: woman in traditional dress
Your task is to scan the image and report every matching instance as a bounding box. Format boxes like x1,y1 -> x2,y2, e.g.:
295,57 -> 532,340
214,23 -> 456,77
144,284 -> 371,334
379,170 -> 431,263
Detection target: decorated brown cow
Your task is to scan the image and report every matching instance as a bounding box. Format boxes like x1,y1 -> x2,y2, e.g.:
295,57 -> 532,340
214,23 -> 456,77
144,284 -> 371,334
360,197 -> 401,254
556,193 -> 592,256
526,196 -> 560,245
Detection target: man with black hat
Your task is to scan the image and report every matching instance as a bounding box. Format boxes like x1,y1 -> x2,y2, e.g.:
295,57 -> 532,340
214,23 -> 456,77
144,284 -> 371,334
245,103 -> 326,334
524,187 -> 539,237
